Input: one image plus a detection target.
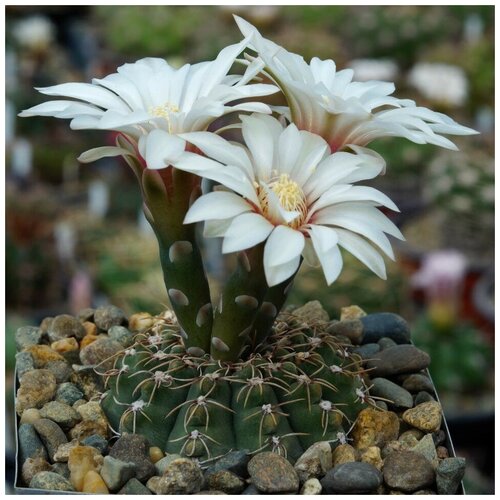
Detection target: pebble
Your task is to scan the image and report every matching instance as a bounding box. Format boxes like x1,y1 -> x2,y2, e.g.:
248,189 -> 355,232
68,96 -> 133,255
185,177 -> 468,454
51,337 -> 79,355
77,308 -> 95,322
108,325 -> 135,347
383,451 -> 435,492
206,470 -> 246,494
128,312 -> 155,332
360,312 -> 411,344
300,477 -> 322,495
33,419 -> 68,461
18,423 -> 48,463
327,319 -> 364,344
70,365 -> 105,399
55,382 -> 84,406
20,408 -> 41,425
340,305 -> 367,321
352,343 -> 380,359
30,471 -> 75,492
82,434 -> 109,455
205,449 -> 250,478
248,452 -> 300,493
414,489 -> 437,494
21,457 -> 52,485
145,476 -> 161,494
155,458 -> 204,494
83,321 -> 98,336
365,345 -> 430,377
382,440 -> 404,458
53,440 -> 82,463
332,444 -> 357,466
410,433 -> 439,468
15,352 -> 35,378
402,401 -> 442,433
352,408 -> 400,449
94,305 -> 127,331
45,360 -> 72,383
109,434 -> 156,482
402,373 -> 435,393
47,314 -> 86,343
321,461 -> 382,494
16,369 -> 57,415
293,300 -> 329,324
15,326 -> 42,351
360,446 -> 384,470
24,345 -> 65,367
398,432 -> 420,449
294,441 -> 332,481
371,378 -> 414,409
148,446 -> 164,464
154,454 -> 183,475
100,455 -> 136,491
432,429 -> 446,447
82,470 -> 109,494
79,337 -> 124,371
437,446 -> 449,459
51,462 -> 70,479
436,457 -> 466,495
39,316 -> 54,333
415,391 -> 436,405
80,334 -> 100,349
378,337 -> 397,349
68,445 -> 104,491
118,477 -> 153,494
242,483 -> 261,495
39,401 -> 81,430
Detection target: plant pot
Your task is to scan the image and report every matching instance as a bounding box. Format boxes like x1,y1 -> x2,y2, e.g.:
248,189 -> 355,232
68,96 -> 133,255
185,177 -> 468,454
12,305 -> 467,495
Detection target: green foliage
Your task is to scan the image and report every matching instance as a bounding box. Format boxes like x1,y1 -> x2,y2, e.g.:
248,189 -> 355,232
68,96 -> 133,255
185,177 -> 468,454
101,310 -> 367,462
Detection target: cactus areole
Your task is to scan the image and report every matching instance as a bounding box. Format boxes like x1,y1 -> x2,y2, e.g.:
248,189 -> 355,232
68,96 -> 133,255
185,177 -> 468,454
20,16 -> 476,462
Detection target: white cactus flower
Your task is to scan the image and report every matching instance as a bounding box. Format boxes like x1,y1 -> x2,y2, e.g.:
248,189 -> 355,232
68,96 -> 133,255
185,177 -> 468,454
234,16 -> 477,153
143,113 -> 404,287
19,37 -> 278,164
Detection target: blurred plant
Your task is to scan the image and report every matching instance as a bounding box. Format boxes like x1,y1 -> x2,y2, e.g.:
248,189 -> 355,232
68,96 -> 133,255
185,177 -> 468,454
12,15 -> 55,54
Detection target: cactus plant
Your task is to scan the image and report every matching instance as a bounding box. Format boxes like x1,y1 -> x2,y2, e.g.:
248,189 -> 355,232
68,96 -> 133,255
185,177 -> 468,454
20,16 -> 476,464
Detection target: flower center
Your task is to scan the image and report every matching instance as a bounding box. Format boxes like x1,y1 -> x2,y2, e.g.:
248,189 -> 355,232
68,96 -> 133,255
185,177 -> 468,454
257,174 -> 308,229
149,102 -> 180,133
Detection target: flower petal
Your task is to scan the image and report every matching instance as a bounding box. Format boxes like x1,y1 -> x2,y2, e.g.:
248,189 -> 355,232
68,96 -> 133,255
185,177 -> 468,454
184,191 -> 252,223
77,146 -> 133,163
264,225 -> 305,268
138,129 -> 186,169
222,213 -> 274,253
308,225 -> 343,285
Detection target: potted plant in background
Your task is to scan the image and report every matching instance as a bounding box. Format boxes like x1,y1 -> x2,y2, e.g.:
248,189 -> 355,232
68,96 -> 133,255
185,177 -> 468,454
14,15 -> 477,495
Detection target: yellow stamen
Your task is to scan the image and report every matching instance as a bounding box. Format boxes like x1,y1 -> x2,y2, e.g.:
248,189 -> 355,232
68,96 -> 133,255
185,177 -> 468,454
149,102 -> 180,133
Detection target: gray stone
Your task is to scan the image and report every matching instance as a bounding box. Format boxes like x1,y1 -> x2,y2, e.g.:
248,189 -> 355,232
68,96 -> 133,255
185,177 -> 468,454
402,374 -> 435,393
16,369 -> 57,415
248,452 -> 299,494
320,461 -> 382,494
383,451 -> 435,492
77,308 -> 95,322
18,424 -> 48,463
294,441 -> 332,482
39,401 -> 81,430
100,455 -> 136,491
365,345 -> 430,377
293,300 -> 329,324
378,337 -> 397,349
55,382 -> 84,406
432,429 -> 446,447
242,483 -> 261,495
205,470 -> 246,494
108,325 -> 134,347
47,315 -> 86,343
118,477 -> 153,495
33,419 -> 68,461
371,377 -> 414,409
109,434 -> 155,482
82,434 -> 109,455
205,449 -> 250,478
327,319 -> 364,344
21,457 -> 52,485
436,457 -> 466,495
15,352 -> 35,378
352,343 -> 380,360
361,312 -> 411,344
15,326 -> 43,351
410,434 -> 439,468
155,458 -> 204,494
94,305 -> 127,331
45,360 -> 72,383
415,391 -> 436,405
51,462 -> 70,479
79,337 -> 124,371
29,471 -> 75,492
154,454 -> 183,475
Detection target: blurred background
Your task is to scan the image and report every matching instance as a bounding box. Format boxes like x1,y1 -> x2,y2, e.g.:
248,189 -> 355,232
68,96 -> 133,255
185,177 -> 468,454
5,5 -> 494,493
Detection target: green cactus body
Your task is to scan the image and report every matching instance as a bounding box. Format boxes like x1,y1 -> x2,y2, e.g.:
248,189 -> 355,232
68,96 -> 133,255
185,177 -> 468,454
101,310 -> 369,463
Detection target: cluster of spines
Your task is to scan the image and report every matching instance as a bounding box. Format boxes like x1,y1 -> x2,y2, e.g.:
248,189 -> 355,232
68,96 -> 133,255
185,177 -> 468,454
98,312 -> 371,463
